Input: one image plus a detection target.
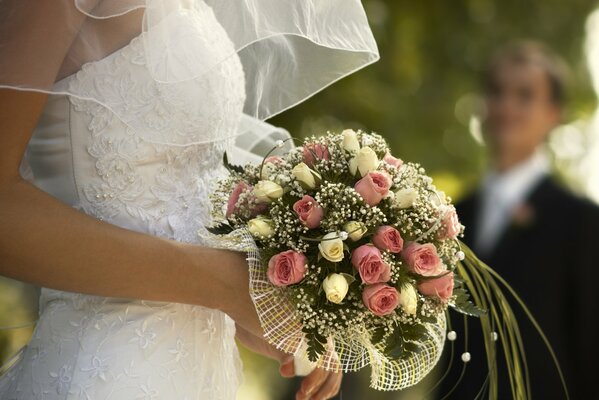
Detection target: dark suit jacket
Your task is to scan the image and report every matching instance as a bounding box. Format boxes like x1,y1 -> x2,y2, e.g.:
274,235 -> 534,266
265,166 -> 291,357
439,176 -> 599,399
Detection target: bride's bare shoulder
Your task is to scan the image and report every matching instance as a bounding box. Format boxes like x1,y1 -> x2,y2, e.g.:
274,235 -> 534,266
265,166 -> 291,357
0,0 -> 143,85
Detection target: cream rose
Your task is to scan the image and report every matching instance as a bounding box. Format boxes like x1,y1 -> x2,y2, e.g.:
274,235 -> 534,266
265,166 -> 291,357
322,273 -> 350,304
292,162 -> 321,189
247,217 -> 275,238
318,232 -> 345,262
253,180 -> 283,203
393,188 -> 418,209
357,146 -> 379,177
399,284 -> 418,315
343,221 -> 367,241
342,129 -> 360,153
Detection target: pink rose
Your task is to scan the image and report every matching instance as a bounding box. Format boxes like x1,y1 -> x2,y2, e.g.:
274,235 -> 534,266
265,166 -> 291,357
383,153 -> 403,170
437,206 -> 461,240
402,242 -> 443,276
265,156 -> 283,164
226,181 -> 250,218
372,226 -> 404,253
303,143 -> 330,167
362,283 -> 400,316
226,181 -> 266,218
354,171 -> 392,206
351,245 -> 391,284
267,250 -> 308,287
293,195 -> 324,229
417,272 -> 454,301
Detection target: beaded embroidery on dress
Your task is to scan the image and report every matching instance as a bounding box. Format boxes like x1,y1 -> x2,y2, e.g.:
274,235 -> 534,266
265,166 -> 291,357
0,5 -> 247,400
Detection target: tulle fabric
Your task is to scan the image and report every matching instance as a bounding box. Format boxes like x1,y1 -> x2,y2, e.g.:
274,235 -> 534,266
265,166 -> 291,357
0,0 -> 379,148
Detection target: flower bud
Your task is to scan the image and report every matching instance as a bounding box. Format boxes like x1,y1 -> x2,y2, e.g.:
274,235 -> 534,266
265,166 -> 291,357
393,188 -> 418,209
247,217 -> 275,238
342,129 -> 360,154
318,232 -> 345,262
357,146 -> 379,177
343,221 -> 367,241
399,284 -> 418,315
292,162 -> 321,189
322,273 -> 350,304
253,180 -> 284,203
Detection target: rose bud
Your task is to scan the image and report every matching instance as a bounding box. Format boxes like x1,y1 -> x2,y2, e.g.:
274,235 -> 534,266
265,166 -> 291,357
247,217 -> 275,238
356,146 -> 379,177
417,271 -> 454,302
302,143 -> 330,167
260,156 -> 283,180
293,195 -> 324,229
342,129 -> 361,153
399,284 -> 418,315
437,205 -> 462,240
267,250 -> 308,287
362,283 -> 400,316
292,162 -> 321,189
322,273 -> 350,304
253,180 -> 284,203
393,188 -> 418,209
383,153 -> 403,170
226,181 -> 251,218
351,244 -> 391,284
354,171 -> 392,206
343,221 -> 367,241
372,225 -> 404,253
318,232 -> 345,262
402,242 -> 444,276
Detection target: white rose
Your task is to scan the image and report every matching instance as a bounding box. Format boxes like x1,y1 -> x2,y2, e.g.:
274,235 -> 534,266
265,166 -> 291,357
357,146 -> 379,177
247,217 -> 275,238
253,180 -> 283,203
342,129 -> 360,154
322,273 -> 350,304
399,284 -> 418,315
348,156 -> 359,175
393,188 -> 418,209
343,221 -> 367,241
318,232 -> 345,262
292,162 -> 321,189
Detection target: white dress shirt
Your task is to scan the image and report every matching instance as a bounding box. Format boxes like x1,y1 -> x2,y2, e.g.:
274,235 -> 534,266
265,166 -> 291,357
474,149 -> 551,255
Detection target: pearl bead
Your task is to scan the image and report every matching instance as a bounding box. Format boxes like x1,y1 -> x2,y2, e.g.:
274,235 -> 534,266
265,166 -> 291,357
456,251 -> 465,261
461,352 -> 471,363
339,231 -> 349,240
491,331 -> 498,341
275,140 -> 284,148
447,331 -> 457,341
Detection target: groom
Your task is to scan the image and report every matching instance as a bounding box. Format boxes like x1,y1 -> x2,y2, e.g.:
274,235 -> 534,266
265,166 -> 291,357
441,41 -> 599,399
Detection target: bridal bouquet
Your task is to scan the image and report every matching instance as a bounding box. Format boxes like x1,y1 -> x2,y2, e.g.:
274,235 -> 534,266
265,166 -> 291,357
208,130 -> 486,390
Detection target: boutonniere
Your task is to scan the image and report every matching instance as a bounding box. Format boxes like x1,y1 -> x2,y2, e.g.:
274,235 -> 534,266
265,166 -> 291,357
511,202 -> 535,228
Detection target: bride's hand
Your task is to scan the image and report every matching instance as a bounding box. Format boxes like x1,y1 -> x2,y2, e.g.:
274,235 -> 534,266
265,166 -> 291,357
235,324 -> 343,400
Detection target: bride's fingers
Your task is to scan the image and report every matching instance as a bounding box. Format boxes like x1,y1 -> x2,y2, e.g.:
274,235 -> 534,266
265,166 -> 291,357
279,356 -> 295,378
296,368 -> 329,400
310,371 -> 342,400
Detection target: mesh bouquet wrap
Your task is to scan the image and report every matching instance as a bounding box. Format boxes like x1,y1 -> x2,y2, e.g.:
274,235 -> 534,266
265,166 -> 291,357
208,130 -> 487,391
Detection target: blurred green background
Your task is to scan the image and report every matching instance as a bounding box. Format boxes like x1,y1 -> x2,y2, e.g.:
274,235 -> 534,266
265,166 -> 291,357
3,0 -> 599,399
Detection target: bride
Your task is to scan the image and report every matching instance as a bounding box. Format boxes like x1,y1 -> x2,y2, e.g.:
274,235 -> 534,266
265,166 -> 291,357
0,0 -> 378,398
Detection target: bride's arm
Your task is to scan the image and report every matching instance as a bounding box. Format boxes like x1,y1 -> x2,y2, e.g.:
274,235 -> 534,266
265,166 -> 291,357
0,1 -> 262,336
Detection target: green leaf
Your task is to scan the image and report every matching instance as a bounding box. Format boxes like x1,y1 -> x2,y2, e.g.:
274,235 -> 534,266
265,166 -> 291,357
223,152 -> 245,174
206,223 -> 234,235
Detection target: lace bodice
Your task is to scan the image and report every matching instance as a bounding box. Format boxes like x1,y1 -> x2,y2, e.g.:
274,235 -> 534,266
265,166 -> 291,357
0,5 -> 246,400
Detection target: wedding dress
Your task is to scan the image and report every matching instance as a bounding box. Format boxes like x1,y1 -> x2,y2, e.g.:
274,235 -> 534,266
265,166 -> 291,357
0,1 -> 378,398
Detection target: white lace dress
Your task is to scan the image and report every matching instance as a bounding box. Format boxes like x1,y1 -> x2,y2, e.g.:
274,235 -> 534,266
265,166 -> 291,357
0,1 -> 379,398
0,9 -> 246,400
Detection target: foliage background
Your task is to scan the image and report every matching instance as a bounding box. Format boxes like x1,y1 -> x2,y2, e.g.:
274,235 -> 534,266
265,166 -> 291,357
2,1 -> 599,399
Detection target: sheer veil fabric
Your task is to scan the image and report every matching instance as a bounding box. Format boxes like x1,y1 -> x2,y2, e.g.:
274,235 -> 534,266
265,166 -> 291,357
0,0 -> 379,157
